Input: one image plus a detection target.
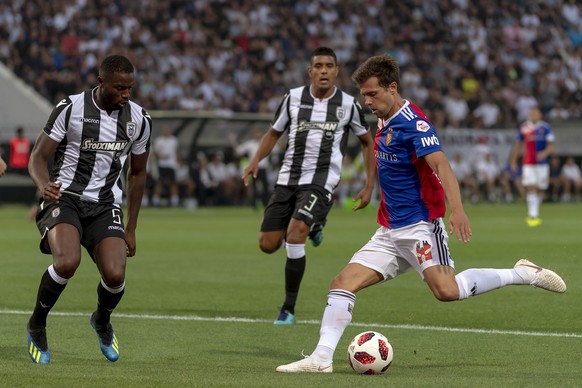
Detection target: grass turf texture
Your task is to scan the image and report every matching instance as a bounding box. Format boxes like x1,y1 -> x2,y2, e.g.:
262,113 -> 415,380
1,202 -> 581,387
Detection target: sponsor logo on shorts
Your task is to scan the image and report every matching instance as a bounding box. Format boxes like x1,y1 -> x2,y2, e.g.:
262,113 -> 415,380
298,208 -> 314,219
416,240 -> 433,265
108,225 -> 125,232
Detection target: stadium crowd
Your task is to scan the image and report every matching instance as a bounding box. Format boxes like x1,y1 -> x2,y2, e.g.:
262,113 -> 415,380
1,0 -> 582,129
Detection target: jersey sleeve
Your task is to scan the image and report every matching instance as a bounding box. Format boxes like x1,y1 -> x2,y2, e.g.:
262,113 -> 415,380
348,99 -> 369,136
43,97 -> 73,142
410,119 -> 442,158
271,92 -> 291,133
131,108 -> 152,155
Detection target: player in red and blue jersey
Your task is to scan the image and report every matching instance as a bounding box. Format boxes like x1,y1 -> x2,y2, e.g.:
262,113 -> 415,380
510,107 -> 555,227
276,55 -> 566,374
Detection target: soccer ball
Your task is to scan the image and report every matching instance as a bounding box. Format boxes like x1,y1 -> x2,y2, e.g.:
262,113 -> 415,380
347,331 -> 393,374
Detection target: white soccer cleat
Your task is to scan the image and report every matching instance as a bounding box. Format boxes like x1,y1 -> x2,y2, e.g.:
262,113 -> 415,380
276,354 -> 333,373
514,258 -> 567,293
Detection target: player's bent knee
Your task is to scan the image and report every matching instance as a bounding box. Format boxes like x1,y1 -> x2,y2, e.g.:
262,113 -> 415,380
53,255 -> 81,278
431,285 -> 460,302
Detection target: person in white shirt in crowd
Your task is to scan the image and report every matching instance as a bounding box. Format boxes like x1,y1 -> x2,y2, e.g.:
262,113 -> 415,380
449,152 -> 479,204
152,126 -> 180,207
229,128 -> 271,208
560,157 -> 582,202
475,152 -> 501,202
176,156 -> 197,209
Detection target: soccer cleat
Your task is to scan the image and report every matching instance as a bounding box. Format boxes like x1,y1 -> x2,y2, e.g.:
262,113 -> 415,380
90,312 -> 120,362
27,321 -> 50,364
308,222 -> 326,247
276,354 -> 333,373
526,217 -> 542,227
514,258 -> 567,293
274,309 -> 296,325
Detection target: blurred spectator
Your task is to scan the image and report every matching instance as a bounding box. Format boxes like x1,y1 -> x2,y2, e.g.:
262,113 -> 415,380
207,151 -> 243,205
472,94 -> 501,128
469,135 -> 492,173
0,155 -> 6,177
176,156 -> 197,209
229,127 -> 270,208
0,0 -> 580,129
548,156 -> 563,202
475,152 -> 501,203
152,126 -> 179,207
443,88 -> 470,129
560,157 -> 582,202
195,152 -> 215,206
449,152 -> 479,204
9,126 -> 31,175
499,162 -> 524,203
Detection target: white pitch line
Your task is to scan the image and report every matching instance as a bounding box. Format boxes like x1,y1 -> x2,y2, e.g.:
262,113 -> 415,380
3,309 -> 581,338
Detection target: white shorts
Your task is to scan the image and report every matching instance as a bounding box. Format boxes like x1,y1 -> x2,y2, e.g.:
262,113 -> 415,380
349,219 -> 455,281
521,164 -> 549,189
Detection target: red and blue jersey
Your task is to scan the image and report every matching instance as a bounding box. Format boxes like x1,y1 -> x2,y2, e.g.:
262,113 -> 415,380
374,100 -> 445,229
517,120 -> 554,165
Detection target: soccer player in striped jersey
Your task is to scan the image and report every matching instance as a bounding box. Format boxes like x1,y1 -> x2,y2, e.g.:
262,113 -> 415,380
242,47 -> 376,325
26,55 -> 152,364
276,55 -> 566,373
509,107 -> 555,227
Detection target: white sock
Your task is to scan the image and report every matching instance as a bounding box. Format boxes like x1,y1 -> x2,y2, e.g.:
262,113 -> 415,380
286,243 -> 305,259
526,192 -> 539,218
48,264 -> 69,285
455,268 -> 520,300
312,289 -> 356,362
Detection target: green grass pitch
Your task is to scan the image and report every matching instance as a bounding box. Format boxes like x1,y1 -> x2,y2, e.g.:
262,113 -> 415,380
0,202 -> 581,387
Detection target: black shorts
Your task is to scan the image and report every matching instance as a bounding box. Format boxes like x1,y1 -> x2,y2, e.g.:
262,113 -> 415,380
158,166 -> 176,184
36,193 -> 126,258
260,185 -> 333,232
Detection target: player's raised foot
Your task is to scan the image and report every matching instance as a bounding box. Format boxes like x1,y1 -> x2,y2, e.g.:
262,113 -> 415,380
90,312 -> 120,362
276,353 -> 333,373
274,309 -> 295,325
27,321 -> 50,364
309,222 -> 326,247
526,217 -> 542,227
514,258 -> 567,293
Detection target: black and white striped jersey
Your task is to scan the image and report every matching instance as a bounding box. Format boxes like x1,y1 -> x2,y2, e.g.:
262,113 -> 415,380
43,87 -> 152,205
271,85 -> 369,193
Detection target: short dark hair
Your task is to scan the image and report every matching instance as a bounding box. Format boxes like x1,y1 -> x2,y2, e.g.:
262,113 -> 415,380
351,55 -> 400,89
99,55 -> 134,77
310,47 -> 337,66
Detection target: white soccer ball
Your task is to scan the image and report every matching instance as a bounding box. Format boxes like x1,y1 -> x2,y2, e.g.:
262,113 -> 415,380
347,331 -> 394,374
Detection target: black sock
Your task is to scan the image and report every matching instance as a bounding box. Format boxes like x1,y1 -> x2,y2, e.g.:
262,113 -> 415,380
94,281 -> 125,326
283,256 -> 306,314
29,270 -> 67,329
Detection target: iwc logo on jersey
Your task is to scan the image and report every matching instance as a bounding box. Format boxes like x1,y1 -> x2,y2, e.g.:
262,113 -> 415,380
336,107 -> 345,120
51,208 -> 60,218
416,120 -> 430,132
415,240 -> 433,265
126,121 -> 137,138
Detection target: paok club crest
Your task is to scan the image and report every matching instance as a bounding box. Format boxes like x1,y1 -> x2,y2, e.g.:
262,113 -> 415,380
126,121 -> 137,139
336,107 -> 345,120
